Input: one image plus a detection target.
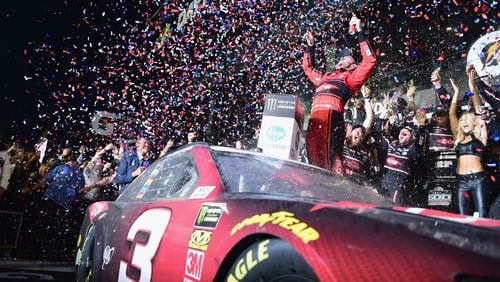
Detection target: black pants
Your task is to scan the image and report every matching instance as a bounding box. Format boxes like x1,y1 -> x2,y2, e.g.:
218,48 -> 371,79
382,172 -> 410,204
457,172 -> 489,218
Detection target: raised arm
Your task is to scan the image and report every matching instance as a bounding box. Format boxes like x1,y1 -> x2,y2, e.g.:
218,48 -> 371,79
477,118 -> 488,146
406,79 -> 417,112
431,69 -> 452,109
302,30 -> 324,86
468,69 -> 483,114
345,15 -> 376,92
449,78 -> 460,137
361,86 -> 374,133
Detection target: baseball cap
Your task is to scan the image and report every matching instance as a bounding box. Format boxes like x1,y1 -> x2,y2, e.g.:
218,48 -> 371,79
338,48 -> 352,58
434,105 -> 447,116
351,124 -> 366,134
400,125 -> 415,136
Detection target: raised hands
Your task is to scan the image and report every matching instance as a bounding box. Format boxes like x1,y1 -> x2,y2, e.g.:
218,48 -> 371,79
407,79 -> 416,100
349,14 -> 362,33
361,85 -> 371,98
303,30 -> 314,46
449,78 -> 459,95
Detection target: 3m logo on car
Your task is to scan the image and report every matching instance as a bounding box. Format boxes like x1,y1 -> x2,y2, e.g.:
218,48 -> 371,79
194,204 -> 223,229
266,126 -> 286,141
185,249 -> 204,280
188,230 -> 212,251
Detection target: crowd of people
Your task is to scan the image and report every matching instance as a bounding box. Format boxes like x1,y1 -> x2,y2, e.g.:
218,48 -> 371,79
337,67 -> 499,219
0,0 -> 498,262
0,131 -> 199,260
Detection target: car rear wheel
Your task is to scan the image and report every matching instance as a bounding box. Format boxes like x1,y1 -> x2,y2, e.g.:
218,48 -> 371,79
75,225 -> 95,282
225,238 -> 318,282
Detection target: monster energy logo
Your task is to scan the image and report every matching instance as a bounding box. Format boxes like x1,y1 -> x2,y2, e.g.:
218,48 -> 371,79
266,98 -> 278,112
194,204 -> 223,229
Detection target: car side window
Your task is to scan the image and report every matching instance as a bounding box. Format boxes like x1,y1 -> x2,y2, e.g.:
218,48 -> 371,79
118,154 -> 198,202
169,160 -> 198,198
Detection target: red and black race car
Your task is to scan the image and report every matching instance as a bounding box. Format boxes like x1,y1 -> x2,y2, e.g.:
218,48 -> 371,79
75,143 -> 500,281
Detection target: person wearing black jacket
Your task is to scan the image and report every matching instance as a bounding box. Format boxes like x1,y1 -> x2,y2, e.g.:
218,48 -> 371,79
380,126 -> 419,204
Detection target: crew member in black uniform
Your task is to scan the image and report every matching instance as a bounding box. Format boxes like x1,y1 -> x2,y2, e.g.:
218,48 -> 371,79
380,126 -> 419,204
343,87 -> 375,185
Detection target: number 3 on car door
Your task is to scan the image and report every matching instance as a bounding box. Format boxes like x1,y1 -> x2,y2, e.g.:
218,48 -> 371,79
118,209 -> 171,282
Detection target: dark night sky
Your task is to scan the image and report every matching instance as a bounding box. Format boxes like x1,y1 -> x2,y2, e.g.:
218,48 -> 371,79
1,1 -> 85,143
1,2 -> 63,141
1,2 -> 32,140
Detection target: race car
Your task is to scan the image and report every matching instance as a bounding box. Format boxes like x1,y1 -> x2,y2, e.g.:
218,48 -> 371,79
75,143 -> 500,281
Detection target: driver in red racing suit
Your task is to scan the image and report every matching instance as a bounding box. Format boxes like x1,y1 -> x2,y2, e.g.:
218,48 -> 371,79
302,14 -> 376,174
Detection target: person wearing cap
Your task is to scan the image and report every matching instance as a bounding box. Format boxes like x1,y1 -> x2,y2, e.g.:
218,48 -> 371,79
114,137 -> 151,194
415,79 -> 458,210
380,126 -> 419,204
342,86 -> 375,184
187,131 -> 198,144
302,14 -> 376,174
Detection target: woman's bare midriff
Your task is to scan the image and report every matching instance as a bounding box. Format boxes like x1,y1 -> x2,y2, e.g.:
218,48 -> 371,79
456,155 -> 484,175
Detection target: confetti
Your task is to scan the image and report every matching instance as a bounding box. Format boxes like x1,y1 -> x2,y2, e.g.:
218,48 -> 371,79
9,0 -> 494,153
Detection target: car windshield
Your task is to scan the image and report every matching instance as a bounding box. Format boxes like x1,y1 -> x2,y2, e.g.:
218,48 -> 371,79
212,150 -> 393,207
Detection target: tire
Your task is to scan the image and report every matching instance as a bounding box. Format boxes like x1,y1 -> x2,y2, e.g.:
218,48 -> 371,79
225,238 -> 318,282
75,225 -> 95,282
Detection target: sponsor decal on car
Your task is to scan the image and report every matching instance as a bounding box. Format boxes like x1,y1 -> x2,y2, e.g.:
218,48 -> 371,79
230,211 -> 319,243
194,203 -> 226,229
188,230 -> 212,251
102,245 -> 115,270
89,202 -> 109,223
118,209 -> 171,281
386,157 -> 402,166
189,186 -> 216,199
185,249 -> 205,281
75,226 -> 95,267
150,168 -> 160,177
226,239 -> 270,282
75,249 -> 82,266
136,179 -> 154,199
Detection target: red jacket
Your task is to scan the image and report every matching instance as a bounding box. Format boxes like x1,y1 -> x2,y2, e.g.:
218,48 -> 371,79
302,33 -> 376,112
